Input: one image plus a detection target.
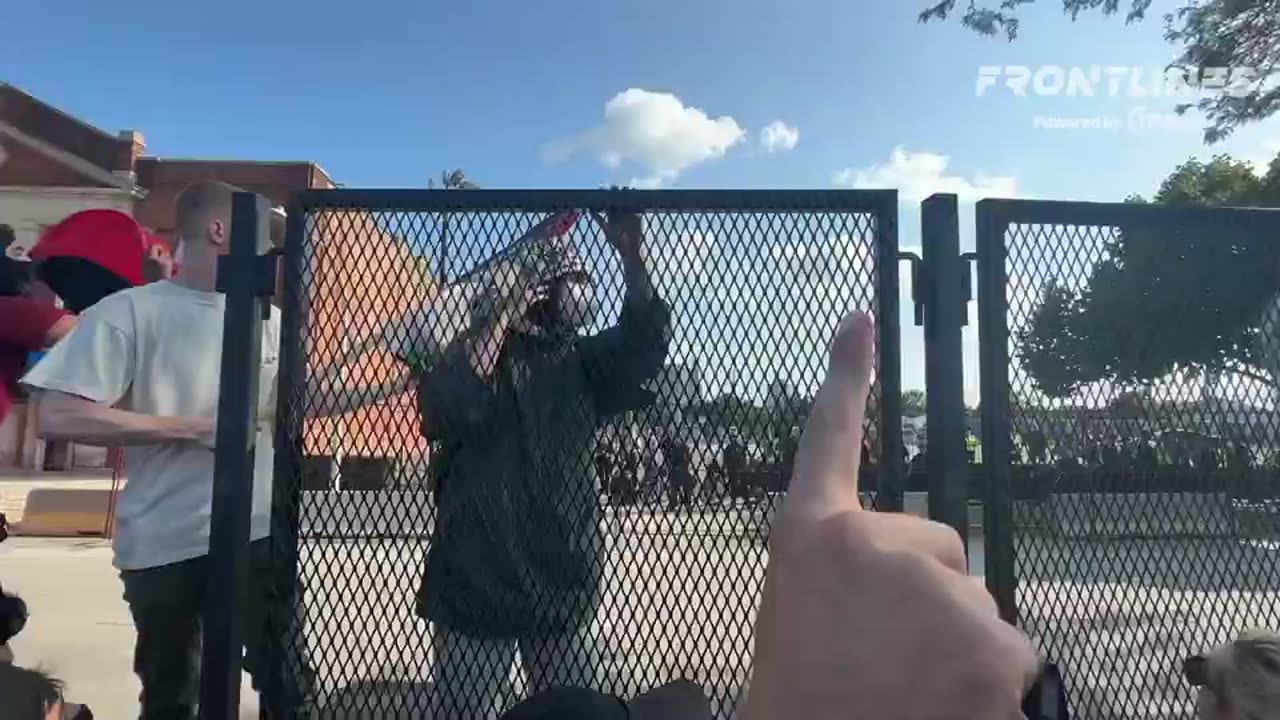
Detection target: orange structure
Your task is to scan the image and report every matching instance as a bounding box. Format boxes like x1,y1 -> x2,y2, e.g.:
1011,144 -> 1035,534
0,83 -> 435,484
303,209 -> 439,476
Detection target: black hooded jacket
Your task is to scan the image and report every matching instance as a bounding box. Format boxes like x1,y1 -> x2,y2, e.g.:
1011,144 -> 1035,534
416,295 -> 671,637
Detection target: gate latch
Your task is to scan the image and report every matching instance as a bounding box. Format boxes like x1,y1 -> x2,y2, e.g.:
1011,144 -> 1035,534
899,251 -> 925,327
900,251 -> 977,328
960,252 -> 976,326
216,247 -> 281,320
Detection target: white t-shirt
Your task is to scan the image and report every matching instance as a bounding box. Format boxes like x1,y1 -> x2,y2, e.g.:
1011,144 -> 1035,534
22,281 -> 280,570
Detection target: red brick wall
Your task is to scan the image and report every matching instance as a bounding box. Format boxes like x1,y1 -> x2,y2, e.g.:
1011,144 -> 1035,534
304,210 -> 438,459
0,138 -> 114,188
0,84 -> 133,176
134,159 -> 332,239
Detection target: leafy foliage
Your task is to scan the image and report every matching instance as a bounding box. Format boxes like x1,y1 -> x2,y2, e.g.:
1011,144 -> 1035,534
1149,156 -> 1267,206
919,0 -> 1152,41
919,0 -> 1280,142
1017,282 -> 1087,398
1016,152 -> 1280,398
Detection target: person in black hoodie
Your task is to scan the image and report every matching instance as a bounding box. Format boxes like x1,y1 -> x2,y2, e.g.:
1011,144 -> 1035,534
417,209 -> 670,719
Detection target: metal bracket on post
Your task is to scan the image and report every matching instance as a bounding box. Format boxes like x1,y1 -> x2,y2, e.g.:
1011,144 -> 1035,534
921,193 -> 971,548
960,251 -> 977,327
899,250 -> 925,327
904,250 -> 975,329
201,193 -> 275,720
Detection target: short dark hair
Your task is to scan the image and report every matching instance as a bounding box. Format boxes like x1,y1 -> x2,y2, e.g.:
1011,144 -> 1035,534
0,664 -> 63,720
0,256 -> 32,297
1,584 -> 28,645
175,180 -> 243,245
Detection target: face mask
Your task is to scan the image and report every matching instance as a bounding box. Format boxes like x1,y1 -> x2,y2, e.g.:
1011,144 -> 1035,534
530,276 -> 599,336
556,277 -> 599,331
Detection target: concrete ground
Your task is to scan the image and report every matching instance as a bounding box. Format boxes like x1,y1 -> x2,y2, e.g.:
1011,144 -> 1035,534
7,492 -> 1277,720
1,537 -> 261,719
1,503 -> 961,720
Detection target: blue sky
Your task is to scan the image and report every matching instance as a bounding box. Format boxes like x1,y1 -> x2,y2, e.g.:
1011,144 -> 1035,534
6,0 -> 1280,405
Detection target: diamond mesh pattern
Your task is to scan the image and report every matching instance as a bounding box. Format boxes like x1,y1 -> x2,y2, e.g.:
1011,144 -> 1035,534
261,191 -> 899,718
993,210 -> 1280,720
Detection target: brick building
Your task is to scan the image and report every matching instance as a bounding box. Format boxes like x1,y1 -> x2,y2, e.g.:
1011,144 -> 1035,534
0,83 -> 432,485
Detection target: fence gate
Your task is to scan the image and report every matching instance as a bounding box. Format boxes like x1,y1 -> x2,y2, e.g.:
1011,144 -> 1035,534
245,189 -> 903,718
976,199 -> 1280,719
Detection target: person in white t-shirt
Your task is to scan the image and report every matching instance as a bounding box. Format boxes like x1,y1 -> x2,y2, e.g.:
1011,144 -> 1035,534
22,180 -> 312,719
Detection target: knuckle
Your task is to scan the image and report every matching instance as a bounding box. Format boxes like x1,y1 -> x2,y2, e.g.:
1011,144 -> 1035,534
941,633 -> 1016,703
923,518 -> 965,554
955,616 -> 1037,690
968,578 -> 1000,615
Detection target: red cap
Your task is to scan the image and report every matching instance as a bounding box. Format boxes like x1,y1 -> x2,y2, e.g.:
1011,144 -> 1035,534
144,233 -> 172,257
29,209 -> 148,286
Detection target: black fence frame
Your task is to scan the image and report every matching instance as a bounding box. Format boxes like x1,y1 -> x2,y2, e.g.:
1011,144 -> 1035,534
206,188 -> 906,717
202,188 -> 1280,717
976,198 -> 1280,720
975,197 -> 1280,623
200,189 -> 1280,717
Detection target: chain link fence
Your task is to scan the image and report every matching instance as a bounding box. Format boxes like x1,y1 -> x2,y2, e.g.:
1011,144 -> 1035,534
260,189 -> 902,718
977,200 -> 1280,719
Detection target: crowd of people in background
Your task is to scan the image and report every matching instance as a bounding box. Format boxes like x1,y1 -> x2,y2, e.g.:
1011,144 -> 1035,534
592,424 -> 801,510
1015,426 -> 1262,473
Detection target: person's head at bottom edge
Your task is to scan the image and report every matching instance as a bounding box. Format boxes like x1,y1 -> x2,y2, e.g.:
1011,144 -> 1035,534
1187,629 -> 1280,720
498,680 -> 711,720
0,663 -> 63,720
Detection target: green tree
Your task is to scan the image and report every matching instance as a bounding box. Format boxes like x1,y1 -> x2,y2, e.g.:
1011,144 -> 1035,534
428,169 -> 478,281
1017,151 -> 1280,398
902,389 -> 927,418
919,0 -> 1280,142
1147,156 -> 1266,206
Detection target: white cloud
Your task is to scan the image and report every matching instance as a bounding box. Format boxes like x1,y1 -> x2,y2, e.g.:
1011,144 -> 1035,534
759,120 -> 800,153
628,175 -> 665,190
767,233 -> 870,280
1246,138 -> 1280,175
544,88 -> 745,185
833,146 -> 1018,200
652,231 -> 716,285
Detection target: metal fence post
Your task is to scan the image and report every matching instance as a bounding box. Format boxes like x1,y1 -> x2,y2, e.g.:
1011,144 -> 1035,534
974,199 -> 1017,624
201,192 -> 271,719
921,194 -> 970,544
875,191 -> 905,513
259,200 -> 310,718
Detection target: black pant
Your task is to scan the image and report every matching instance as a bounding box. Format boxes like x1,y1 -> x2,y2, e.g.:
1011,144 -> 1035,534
119,539 -> 313,720
667,471 -> 695,510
